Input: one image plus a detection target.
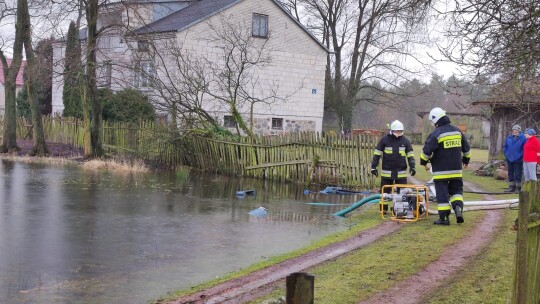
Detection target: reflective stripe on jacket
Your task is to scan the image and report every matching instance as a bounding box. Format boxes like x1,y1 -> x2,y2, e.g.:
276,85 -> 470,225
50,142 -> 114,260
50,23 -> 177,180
420,119 -> 471,181
371,133 -> 415,179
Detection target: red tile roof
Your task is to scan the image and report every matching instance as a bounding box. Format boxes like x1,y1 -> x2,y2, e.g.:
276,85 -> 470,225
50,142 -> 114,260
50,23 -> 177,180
0,58 -> 26,86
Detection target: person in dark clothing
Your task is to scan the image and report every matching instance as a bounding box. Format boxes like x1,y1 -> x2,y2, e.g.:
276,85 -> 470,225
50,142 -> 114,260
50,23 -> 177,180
503,125 -> 526,192
420,107 -> 471,225
371,120 -> 416,213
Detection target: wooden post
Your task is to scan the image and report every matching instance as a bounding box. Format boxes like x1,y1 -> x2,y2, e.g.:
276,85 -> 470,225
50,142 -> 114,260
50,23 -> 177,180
512,189 -> 529,304
286,272 -> 314,304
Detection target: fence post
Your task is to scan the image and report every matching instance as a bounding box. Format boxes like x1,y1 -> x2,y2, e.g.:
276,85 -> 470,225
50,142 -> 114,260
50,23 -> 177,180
286,272 -> 314,304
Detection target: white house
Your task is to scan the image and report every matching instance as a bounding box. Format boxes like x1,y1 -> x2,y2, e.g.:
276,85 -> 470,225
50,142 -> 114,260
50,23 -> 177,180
0,59 -> 26,117
51,0 -> 327,135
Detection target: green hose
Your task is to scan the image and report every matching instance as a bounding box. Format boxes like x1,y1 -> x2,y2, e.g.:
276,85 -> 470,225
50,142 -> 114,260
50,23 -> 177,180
333,194 -> 382,217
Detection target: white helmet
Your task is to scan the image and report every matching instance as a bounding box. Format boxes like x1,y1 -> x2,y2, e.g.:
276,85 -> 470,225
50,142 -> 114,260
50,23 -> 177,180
390,120 -> 404,131
429,107 -> 446,124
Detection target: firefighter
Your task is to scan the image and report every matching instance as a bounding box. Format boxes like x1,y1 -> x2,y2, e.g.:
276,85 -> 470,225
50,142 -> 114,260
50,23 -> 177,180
420,107 -> 471,225
371,120 -> 416,213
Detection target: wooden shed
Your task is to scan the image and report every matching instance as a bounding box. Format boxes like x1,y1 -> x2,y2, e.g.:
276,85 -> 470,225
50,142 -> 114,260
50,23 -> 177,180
416,111 -> 490,149
472,100 -> 540,160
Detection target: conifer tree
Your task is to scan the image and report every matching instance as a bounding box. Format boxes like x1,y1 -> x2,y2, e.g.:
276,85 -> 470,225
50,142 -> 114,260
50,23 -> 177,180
62,21 -> 82,118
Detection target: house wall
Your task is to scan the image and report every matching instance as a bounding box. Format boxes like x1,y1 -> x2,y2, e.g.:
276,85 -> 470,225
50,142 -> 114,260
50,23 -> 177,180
172,0 -> 327,135
51,0 -> 326,135
0,83 -> 4,116
0,84 -> 23,117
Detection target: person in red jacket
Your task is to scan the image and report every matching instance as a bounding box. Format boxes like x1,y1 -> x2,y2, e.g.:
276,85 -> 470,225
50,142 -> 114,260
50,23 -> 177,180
523,128 -> 540,182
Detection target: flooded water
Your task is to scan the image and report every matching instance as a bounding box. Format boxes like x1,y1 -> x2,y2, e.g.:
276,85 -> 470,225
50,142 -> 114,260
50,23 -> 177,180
0,160 -> 369,303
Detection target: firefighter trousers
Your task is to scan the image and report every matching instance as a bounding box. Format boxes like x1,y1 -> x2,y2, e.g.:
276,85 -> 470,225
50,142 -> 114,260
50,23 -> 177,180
434,179 -> 464,211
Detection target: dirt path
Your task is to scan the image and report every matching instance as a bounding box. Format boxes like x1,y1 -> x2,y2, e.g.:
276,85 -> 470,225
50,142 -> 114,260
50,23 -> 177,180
166,221 -> 404,304
359,209 -> 502,304
358,178 -> 503,304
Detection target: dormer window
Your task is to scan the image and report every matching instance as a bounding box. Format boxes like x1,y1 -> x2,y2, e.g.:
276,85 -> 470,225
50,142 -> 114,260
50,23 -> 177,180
252,14 -> 268,38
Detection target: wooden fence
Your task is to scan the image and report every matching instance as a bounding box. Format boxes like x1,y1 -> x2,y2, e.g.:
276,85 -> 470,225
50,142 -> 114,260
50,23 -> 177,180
3,117 -> 380,187
190,133 -> 379,187
511,181 -> 540,304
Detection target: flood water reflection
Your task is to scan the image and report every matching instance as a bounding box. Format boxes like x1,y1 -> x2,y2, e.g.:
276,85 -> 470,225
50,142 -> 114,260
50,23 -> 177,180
0,160 -> 368,303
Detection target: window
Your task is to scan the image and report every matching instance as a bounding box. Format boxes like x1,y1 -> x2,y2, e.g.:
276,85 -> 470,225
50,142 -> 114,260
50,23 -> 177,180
224,115 -> 236,128
252,14 -> 268,38
134,61 -> 154,88
138,40 -> 149,52
272,117 -> 283,130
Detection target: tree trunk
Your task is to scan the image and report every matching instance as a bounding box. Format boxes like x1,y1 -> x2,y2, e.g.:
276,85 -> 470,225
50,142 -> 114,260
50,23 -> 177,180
21,0 -> 49,156
83,0 -> 103,158
0,0 -> 25,153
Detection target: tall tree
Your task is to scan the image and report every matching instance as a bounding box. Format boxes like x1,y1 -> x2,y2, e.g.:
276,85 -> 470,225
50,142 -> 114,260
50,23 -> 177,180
20,0 -> 49,156
279,0 -> 431,131
34,37 -> 54,116
82,0 -> 103,158
62,21 -> 83,118
0,0 -> 24,153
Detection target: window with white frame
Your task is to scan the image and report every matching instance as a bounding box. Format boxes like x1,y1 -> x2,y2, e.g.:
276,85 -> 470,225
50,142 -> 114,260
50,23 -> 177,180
252,14 -> 268,38
272,117 -> 283,130
134,61 -> 154,88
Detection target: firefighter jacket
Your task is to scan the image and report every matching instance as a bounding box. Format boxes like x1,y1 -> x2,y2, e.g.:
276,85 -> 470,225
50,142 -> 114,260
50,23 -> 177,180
420,117 -> 471,181
371,132 -> 415,179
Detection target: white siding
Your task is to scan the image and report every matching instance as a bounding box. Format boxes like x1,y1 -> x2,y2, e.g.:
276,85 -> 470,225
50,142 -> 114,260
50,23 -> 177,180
174,0 -> 326,133
51,0 -> 327,133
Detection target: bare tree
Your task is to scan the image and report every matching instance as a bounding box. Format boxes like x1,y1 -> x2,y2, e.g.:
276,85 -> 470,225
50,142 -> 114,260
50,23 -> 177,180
20,0 -> 49,156
125,15 -> 296,137
439,0 -> 540,119
81,0 -> 104,158
279,0 -> 432,131
441,0 -> 540,81
0,0 -> 24,153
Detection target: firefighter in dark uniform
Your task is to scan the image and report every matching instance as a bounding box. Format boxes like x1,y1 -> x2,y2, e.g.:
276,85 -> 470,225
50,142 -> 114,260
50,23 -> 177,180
371,120 -> 416,213
420,107 -> 471,225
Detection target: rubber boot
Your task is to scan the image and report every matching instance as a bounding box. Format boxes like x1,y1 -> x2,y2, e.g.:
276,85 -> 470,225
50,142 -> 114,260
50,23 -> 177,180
433,210 -> 450,226
504,182 -> 516,193
380,204 -> 388,215
452,202 -> 464,224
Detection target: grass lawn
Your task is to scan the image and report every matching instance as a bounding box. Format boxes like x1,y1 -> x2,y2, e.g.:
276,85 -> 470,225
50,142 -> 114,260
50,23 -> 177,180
248,147 -> 518,304
161,146 -> 518,304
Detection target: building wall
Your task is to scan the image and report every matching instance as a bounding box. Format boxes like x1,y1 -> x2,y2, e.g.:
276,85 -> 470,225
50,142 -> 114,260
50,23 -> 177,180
0,83 -> 4,116
170,0 -> 326,134
51,0 -> 327,135
0,84 -> 23,117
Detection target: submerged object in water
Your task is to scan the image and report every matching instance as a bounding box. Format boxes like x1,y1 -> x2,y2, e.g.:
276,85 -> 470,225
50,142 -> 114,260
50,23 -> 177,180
236,189 -> 256,197
248,206 -> 268,217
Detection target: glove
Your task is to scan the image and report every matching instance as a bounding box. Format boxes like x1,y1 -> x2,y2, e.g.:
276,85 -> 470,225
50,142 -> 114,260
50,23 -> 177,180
410,168 -> 416,176
371,168 -> 378,177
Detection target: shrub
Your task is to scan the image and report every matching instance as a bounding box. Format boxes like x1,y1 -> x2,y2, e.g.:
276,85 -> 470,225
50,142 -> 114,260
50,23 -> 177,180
102,88 -> 156,123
